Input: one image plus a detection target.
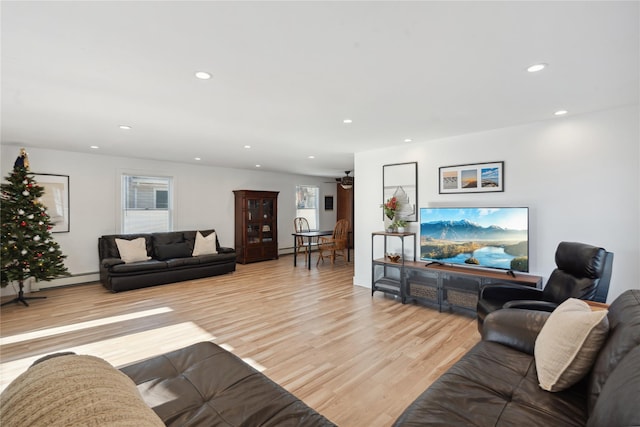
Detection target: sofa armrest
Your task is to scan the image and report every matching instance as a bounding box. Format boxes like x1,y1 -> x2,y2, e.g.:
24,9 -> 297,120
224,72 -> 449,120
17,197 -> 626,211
219,247 -> 235,254
503,300 -> 559,312
482,308 -> 550,355
101,257 -> 125,268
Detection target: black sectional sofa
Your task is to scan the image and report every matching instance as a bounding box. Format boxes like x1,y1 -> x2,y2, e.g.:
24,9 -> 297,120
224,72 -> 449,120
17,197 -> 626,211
120,341 -> 335,426
2,288 -> 638,425
1,342 -> 334,427
393,289 -> 640,426
98,229 -> 236,292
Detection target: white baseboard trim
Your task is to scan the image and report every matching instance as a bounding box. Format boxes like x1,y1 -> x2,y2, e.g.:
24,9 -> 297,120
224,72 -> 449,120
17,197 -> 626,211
1,272 -> 99,296
353,279 -> 371,289
279,247 -> 296,255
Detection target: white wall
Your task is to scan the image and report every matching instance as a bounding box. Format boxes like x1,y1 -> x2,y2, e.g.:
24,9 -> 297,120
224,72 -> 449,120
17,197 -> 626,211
3,105 -> 637,302
354,105 -> 640,303
1,146 -> 337,294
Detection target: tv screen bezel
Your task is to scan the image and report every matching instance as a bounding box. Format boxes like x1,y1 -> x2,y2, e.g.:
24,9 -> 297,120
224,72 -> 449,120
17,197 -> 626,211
419,206 -> 530,273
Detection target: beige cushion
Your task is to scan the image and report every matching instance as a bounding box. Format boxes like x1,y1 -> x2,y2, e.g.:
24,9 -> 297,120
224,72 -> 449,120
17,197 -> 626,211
535,298 -> 609,392
0,354 -> 164,426
115,237 -> 151,263
192,231 -> 217,256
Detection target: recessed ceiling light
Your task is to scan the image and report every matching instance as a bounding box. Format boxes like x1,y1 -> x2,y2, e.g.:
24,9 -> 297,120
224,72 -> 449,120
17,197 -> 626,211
255,164 -> 261,168
195,71 -> 211,80
527,63 -> 547,73
308,155 -> 315,159
244,145 -> 251,149
90,145 -> 99,149
194,157 -> 201,161
404,138 -> 412,143
554,110 -> 568,116
119,125 -> 132,130
343,119 -> 353,124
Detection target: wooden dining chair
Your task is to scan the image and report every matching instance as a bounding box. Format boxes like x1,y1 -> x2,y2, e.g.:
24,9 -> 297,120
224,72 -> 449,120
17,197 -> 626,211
317,219 -> 350,265
294,217 -> 313,261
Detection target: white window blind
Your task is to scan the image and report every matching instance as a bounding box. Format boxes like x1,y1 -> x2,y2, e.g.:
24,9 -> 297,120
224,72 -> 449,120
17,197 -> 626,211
122,175 -> 173,233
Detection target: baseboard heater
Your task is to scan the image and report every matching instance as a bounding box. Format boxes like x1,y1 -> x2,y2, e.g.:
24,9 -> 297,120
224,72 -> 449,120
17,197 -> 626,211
35,272 -> 100,290
279,246 -> 319,256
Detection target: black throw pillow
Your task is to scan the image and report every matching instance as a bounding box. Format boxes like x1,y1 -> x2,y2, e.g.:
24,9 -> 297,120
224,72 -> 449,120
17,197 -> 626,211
155,242 -> 192,260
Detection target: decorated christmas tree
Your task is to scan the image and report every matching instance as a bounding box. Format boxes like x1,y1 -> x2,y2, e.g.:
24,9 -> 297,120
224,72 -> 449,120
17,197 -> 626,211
1,149 -> 69,306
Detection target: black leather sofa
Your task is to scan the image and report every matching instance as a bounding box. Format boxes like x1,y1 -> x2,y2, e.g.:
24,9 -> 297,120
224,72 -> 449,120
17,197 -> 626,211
393,289 -> 640,426
3,291 -> 638,426
1,343 -> 334,427
120,341 -> 335,426
99,229 -> 236,292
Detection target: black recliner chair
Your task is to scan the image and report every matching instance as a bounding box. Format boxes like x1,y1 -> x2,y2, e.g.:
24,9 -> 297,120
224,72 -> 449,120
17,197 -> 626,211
476,241 -> 613,331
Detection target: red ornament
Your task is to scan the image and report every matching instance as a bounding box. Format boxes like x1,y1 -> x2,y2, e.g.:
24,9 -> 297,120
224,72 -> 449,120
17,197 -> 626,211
20,221 -> 27,227
27,183 -> 33,188
47,226 -> 52,230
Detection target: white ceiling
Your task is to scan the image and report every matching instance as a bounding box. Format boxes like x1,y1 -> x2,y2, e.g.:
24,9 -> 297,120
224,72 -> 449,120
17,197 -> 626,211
2,1 -> 638,178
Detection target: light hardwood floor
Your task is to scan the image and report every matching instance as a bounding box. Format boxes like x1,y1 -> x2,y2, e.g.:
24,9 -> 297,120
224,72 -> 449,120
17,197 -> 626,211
0,255 -> 480,426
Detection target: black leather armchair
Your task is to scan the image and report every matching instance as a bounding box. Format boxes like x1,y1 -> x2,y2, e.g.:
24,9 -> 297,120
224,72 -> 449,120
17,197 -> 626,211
477,241 -> 613,330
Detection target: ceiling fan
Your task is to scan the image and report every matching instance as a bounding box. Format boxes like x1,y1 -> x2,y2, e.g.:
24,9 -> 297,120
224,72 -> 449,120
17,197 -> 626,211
338,171 -> 353,189
324,171 -> 354,189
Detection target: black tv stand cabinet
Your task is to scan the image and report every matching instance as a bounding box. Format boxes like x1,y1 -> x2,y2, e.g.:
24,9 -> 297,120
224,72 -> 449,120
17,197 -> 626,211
404,262 -> 542,316
371,231 -> 543,315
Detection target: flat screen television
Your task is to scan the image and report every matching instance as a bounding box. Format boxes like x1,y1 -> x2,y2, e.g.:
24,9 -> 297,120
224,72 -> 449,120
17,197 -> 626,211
420,207 -> 529,272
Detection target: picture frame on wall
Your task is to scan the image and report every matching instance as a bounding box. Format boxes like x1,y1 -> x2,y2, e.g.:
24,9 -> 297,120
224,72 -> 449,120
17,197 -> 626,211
324,195 -> 334,211
383,161 -> 418,222
33,173 -> 70,233
439,161 -> 504,194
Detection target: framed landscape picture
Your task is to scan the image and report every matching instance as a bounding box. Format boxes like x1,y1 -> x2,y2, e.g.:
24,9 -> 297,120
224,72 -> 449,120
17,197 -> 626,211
439,161 -> 504,194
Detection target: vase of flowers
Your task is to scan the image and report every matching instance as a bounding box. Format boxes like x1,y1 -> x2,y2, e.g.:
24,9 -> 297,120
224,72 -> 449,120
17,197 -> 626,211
381,197 -> 398,232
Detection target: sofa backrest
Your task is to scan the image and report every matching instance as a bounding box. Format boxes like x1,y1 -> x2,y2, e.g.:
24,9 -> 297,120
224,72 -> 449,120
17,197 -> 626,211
98,229 -> 220,260
587,289 -> 640,416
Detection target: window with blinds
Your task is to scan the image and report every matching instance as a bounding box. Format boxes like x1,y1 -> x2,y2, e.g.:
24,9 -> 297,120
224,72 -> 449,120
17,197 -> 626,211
121,175 -> 173,233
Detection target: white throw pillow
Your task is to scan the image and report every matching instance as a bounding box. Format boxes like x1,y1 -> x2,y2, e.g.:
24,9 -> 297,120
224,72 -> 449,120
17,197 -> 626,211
535,298 -> 609,392
192,231 -> 217,256
115,237 -> 151,263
